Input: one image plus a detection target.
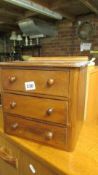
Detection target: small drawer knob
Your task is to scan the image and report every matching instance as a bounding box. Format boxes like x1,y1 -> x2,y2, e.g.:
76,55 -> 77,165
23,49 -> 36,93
45,131 -> 53,140
10,101 -> 16,109
47,108 -> 54,115
47,78 -> 54,86
9,76 -> 16,83
11,123 -> 19,130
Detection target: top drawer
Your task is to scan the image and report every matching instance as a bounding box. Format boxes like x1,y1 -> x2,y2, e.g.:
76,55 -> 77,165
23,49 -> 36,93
2,69 -> 69,97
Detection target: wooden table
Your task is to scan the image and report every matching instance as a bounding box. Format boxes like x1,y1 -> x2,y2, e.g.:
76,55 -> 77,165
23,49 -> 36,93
0,120 -> 98,175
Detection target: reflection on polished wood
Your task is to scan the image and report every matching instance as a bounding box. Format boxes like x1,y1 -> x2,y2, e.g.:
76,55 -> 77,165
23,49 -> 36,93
85,66 -> 98,124
0,121 -> 98,175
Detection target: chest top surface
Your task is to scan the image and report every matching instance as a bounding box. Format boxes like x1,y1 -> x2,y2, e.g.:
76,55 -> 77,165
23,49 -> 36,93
0,56 -> 89,68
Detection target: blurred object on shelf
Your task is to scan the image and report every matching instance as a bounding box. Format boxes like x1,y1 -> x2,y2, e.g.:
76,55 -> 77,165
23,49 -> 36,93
80,42 -> 92,52
17,34 -> 23,46
88,57 -> 96,66
90,50 -> 98,54
10,31 -> 17,47
18,18 -> 57,36
77,21 -> 94,41
90,49 -> 98,65
22,55 -> 32,61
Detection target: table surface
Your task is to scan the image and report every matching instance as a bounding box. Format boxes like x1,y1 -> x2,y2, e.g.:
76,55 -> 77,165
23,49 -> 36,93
0,121 -> 98,175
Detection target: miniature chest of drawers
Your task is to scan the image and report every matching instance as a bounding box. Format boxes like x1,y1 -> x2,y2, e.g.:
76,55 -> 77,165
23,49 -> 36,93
1,57 -> 88,151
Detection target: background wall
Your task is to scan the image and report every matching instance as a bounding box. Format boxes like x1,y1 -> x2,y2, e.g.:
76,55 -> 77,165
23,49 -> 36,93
0,38 -> 5,53
40,15 -> 98,57
0,15 -> 98,60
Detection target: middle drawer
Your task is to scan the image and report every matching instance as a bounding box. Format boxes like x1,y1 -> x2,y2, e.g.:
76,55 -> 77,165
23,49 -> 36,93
3,93 -> 68,125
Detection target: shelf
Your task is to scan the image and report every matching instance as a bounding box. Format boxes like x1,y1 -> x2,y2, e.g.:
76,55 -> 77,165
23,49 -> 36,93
15,44 -> 41,57
15,45 -> 41,50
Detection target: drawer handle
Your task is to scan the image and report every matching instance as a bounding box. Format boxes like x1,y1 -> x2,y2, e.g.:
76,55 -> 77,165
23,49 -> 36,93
29,164 -> 36,174
11,123 -> 19,130
45,131 -> 53,140
9,76 -> 16,83
10,101 -> 16,109
0,147 -> 18,169
47,78 -> 54,86
47,108 -> 54,115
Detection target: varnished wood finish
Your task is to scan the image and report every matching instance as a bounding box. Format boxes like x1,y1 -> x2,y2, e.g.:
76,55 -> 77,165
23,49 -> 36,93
21,151 -> 58,175
4,115 -> 67,150
67,67 -> 87,150
0,66 -> 98,175
0,68 -> 2,92
3,93 -> 68,125
0,120 -> 98,175
0,134 -> 20,175
24,56 -> 88,61
0,107 -> 3,130
0,56 -> 89,67
85,66 -> 98,123
0,147 -> 18,169
2,69 -> 69,97
12,122 -> 98,175
0,69 -> 3,130
1,57 -> 88,151
0,132 -> 58,175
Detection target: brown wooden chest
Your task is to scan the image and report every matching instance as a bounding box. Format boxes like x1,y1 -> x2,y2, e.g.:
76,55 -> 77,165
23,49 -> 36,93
1,57 -> 88,151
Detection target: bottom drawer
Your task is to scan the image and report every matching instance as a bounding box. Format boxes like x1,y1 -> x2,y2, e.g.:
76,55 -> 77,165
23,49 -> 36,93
0,134 -> 19,175
4,115 -> 67,150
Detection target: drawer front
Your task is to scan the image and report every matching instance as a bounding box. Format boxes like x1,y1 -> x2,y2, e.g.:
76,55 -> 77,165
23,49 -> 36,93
4,115 -> 67,150
0,135 -> 19,175
2,69 -> 69,97
21,152 -> 58,175
3,93 -> 68,125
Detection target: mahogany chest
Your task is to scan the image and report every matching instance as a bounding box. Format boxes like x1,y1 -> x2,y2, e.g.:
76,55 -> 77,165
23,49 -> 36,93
1,57 -> 88,151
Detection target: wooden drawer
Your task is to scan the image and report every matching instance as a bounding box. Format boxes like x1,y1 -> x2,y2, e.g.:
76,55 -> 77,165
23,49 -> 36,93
2,69 -> 69,97
0,135 -> 20,175
3,93 -> 68,125
21,152 -> 58,175
4,115 -> 67,150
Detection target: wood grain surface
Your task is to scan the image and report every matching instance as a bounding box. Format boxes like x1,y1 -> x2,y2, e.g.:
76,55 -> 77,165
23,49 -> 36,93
3,93 -> 68,125
0,56 -> 89,68
2,69 -> 69,97
0,121 -> 98,175
0,66 -> 98,175
4,114 -> 67,150
1,59 -> 87,151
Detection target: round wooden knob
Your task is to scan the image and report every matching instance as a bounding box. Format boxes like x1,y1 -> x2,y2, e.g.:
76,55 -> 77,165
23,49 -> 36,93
47,108 -> 54,115
45,131 -> 53,140
9,76 -> 16,83
47,78 -> 54,86
10,101 -> 16,109
11,123 -> 19,130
